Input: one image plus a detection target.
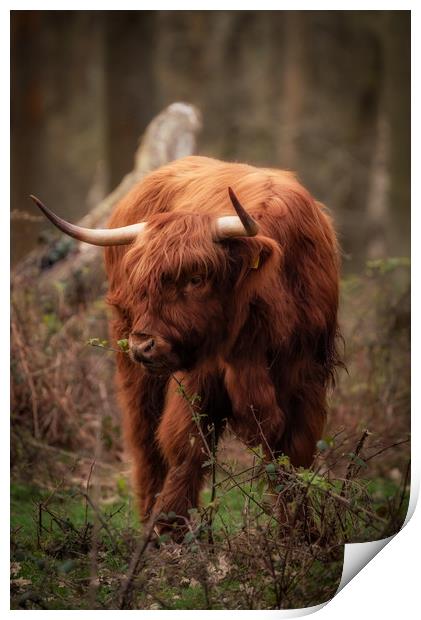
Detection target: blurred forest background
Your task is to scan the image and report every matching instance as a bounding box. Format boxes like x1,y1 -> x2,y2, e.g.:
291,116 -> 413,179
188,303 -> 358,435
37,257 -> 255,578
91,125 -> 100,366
11,10 -> 410,268
10,10 -> 411,610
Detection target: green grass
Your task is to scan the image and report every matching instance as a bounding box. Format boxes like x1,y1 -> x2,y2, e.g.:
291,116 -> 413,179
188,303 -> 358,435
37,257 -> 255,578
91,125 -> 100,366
11,480 -> 134,610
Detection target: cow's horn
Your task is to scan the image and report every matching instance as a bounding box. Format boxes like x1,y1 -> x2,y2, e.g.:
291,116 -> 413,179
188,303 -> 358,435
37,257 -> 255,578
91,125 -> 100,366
30,195 -> 146,247
214,188 -> 259,239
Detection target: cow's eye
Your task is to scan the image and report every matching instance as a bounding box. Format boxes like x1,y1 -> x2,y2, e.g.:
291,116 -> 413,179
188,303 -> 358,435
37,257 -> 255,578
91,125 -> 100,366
188,275 -> 204,288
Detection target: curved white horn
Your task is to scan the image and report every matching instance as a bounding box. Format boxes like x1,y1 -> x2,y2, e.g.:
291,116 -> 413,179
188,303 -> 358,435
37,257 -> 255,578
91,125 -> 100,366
214,187 -> 259,239
30,195 -> 146,247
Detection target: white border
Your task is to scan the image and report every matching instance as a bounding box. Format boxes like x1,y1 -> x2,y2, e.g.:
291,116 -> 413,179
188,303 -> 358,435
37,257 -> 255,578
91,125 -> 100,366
4,3 -> 418,617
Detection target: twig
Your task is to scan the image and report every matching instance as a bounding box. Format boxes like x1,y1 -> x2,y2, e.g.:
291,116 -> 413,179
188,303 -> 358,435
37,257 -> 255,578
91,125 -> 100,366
119,521 -> 158,609
80,492 -> 121,556
89,342 -> 126,354
207,422 -> 217,551
85,460 -> 96,527
216,512 -> 232,553
322,488 -> 387,528
250,404 -> 275,460
364,438 -> 410,463
396,459 -> 411,523
340,428 -> 370,497
262,533 -> 281,608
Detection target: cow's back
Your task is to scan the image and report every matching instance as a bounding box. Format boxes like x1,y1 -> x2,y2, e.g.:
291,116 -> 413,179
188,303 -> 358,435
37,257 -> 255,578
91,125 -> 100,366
107,156 -> 299,231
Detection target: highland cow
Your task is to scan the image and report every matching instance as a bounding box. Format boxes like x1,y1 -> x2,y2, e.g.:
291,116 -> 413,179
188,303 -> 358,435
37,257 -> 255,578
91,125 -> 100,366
32,155 -> 341,538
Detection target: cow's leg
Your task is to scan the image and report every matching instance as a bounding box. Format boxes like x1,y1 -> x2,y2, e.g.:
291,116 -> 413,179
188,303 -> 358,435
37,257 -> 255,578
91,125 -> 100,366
280,390 -> 326,468
274,388 -> 327,531
116,360 -> 169,522
154,394 -> 209,538
224,359 -> 286,457
129,443 -> 167,521
225,358 -> 292,525
153,373 -> 228,539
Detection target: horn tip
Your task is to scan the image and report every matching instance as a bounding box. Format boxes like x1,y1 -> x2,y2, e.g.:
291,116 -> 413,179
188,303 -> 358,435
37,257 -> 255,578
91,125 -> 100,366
227,186 -> 259,237
29,194 -> 43,208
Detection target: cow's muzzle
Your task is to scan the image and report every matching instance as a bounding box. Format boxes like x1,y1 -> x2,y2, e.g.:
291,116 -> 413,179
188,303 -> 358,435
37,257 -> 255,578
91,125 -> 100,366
128,332 -> 176,374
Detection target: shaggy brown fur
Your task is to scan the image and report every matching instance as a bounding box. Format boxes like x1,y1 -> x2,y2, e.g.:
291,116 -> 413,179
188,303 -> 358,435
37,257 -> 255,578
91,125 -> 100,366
104,156 -> 341,535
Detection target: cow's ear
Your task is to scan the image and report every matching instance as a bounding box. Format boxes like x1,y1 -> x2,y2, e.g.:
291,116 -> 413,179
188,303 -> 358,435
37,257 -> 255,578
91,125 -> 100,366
224,235 -> 283,287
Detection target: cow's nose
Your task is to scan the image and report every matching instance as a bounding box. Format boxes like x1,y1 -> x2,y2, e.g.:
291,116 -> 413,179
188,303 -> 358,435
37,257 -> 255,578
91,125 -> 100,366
130,333 -> 156,362
137,338 -> 155,357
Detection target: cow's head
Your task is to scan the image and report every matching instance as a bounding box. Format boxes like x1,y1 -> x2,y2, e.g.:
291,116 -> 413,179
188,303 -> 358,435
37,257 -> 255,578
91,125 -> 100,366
31,188 -> 282,374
